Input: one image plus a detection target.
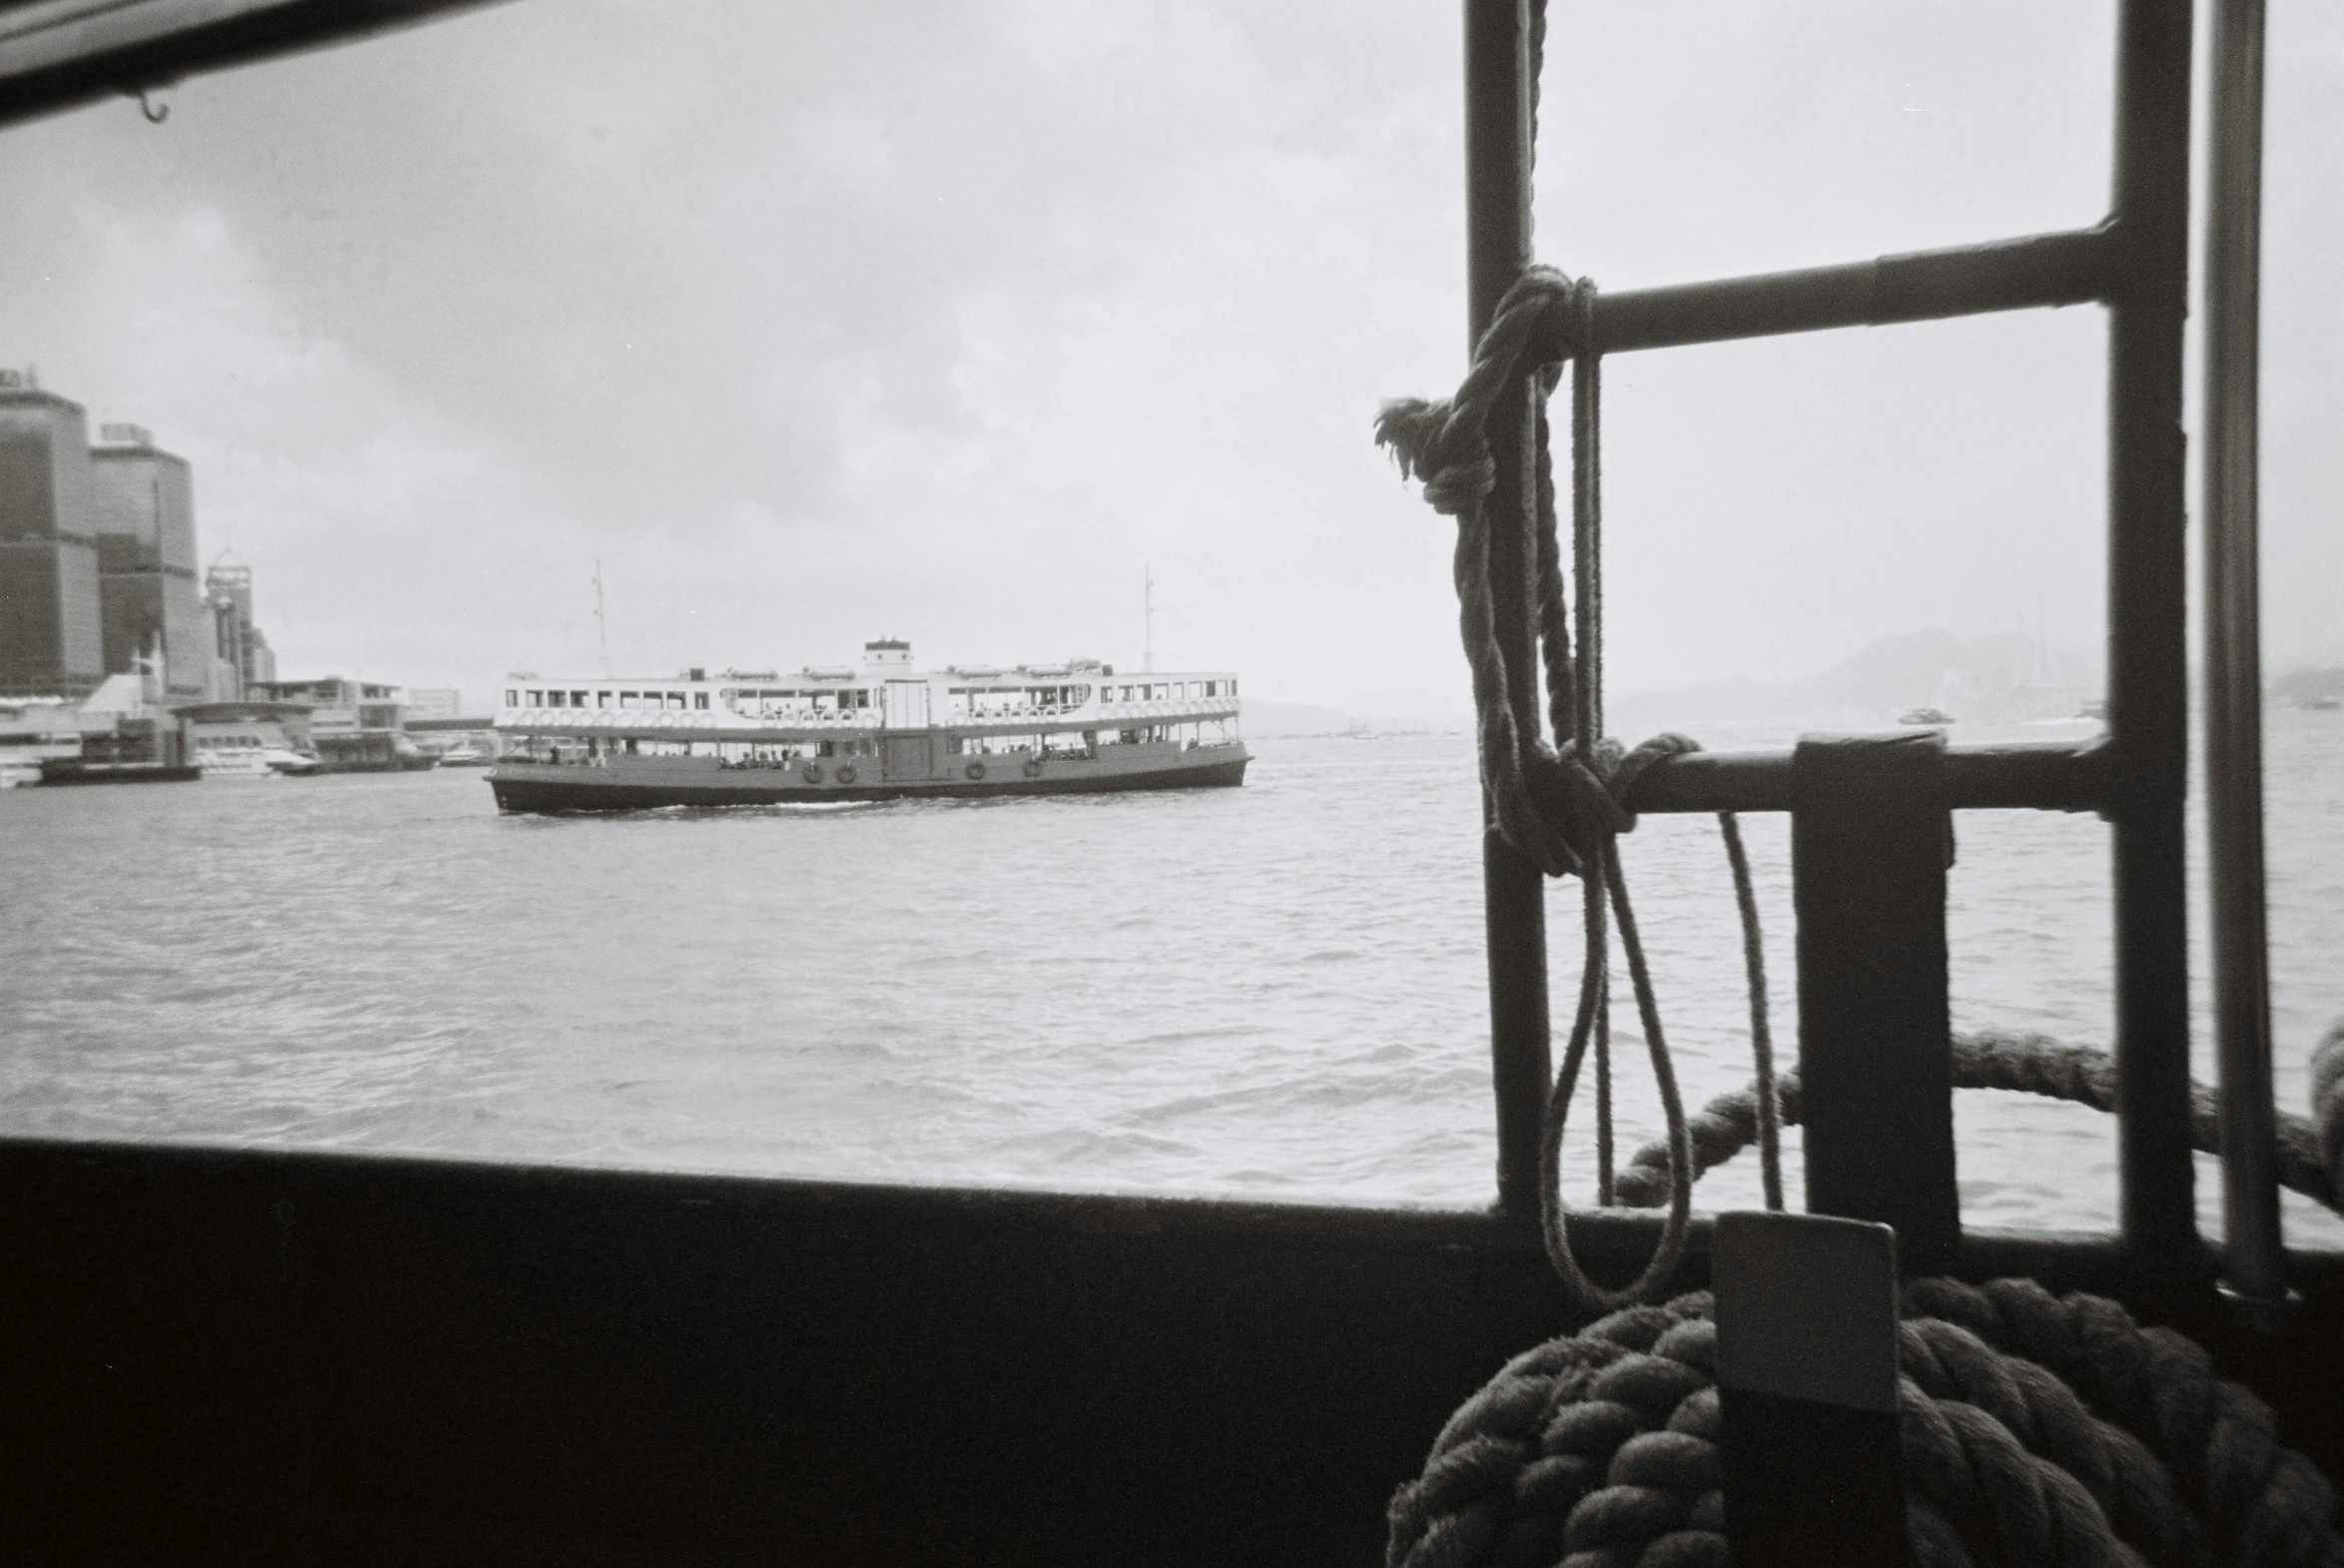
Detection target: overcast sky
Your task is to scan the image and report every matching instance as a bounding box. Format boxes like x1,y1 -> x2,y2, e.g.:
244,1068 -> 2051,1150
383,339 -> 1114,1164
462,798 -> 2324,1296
2,1 -> 2336,716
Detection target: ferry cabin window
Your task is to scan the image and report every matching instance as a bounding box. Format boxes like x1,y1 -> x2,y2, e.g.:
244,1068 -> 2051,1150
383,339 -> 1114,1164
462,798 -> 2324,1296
527,690 -> 544,706
571,691 -> 588,706
694,693 -> 709,710
505,690 -> 517,707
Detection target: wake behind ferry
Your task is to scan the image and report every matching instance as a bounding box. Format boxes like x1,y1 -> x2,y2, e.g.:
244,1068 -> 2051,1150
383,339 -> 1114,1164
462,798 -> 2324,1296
488,639 -> 1248,812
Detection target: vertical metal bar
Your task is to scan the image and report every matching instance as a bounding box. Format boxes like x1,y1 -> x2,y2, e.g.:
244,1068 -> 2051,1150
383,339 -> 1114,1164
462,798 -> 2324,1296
1463,0 -> 1550,1223
1792,734 -> 1961,1277
2203,0 -> 2289,1325
2107,0 -> 2202,1290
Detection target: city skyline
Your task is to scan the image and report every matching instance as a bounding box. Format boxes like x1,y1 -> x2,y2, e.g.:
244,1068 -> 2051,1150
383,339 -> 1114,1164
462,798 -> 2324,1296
1,368 -> 281,704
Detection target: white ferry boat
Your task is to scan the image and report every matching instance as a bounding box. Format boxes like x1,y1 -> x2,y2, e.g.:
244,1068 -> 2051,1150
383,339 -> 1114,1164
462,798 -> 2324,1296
487,640 -> 1248,813
192,734 -> 320,778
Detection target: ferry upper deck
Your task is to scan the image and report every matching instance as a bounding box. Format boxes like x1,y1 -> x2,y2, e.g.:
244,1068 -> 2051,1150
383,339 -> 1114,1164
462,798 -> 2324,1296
497,641 -> 1240,742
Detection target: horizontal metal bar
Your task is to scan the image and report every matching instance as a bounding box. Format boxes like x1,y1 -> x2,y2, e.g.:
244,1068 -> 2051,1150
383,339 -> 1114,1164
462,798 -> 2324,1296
1549,224 -> 2120,358
1624,740 -> 2109,816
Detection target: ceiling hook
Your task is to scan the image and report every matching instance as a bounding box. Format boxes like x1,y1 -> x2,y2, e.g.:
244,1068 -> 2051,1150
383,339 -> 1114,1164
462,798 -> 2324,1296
133,86 -> 171,124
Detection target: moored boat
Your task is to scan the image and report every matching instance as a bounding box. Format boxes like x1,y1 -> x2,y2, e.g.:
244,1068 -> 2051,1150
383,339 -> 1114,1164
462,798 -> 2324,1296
0,696 -> 87,788
194,738 -> 318,778
311,731 -> 437,774
487,640 -> 1248,812
178,701 -> 325,778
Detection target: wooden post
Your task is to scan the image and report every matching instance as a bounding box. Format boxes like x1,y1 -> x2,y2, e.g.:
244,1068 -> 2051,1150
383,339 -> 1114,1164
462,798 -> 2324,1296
1792,732 -> 1960,1276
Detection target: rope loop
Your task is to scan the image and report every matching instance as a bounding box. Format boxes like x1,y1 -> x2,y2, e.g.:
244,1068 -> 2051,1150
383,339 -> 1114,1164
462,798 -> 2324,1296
1379,269 -> 1783,1313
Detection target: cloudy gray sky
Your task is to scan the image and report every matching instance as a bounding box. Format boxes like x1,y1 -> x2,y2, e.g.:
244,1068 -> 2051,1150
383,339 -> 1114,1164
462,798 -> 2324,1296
2,1 -> 2336,717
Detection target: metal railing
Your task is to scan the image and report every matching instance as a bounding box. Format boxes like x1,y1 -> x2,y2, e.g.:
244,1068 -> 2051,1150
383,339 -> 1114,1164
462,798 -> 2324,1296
1462,0 -> 2289,1308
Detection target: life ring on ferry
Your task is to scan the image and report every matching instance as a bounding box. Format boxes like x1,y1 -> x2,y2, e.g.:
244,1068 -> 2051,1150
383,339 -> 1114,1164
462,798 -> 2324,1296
965,761 -> 987,781
837,764 -> 858,785
802,764 -> 822,784
1021,759 -> 1044,779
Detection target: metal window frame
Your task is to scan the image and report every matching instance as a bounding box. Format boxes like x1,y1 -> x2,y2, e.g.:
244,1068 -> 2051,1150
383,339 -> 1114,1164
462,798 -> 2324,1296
0,0 -> 2303,1302
1465,0 -> 2226,1291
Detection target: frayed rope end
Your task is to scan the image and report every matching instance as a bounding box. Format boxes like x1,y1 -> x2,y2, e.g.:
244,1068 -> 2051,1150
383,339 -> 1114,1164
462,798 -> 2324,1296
1374,396 -> 1451,484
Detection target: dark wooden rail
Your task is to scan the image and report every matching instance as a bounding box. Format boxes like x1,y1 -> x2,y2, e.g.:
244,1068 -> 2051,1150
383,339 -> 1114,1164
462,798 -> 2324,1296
3,1139 -> 2338,1566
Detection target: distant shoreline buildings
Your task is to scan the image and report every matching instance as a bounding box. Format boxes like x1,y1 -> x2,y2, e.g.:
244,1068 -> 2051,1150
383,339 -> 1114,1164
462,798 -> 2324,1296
1,366 -> 276,703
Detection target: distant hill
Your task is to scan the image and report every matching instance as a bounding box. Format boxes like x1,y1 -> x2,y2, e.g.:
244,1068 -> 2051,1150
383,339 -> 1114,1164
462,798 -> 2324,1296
2272,666 -> 2344,704
1241,698 -> 1360,737
1612,626 -> 2103,731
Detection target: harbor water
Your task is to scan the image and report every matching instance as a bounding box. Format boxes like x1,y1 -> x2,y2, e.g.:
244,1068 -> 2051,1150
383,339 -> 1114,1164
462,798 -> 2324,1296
5,716 -> 2341,1247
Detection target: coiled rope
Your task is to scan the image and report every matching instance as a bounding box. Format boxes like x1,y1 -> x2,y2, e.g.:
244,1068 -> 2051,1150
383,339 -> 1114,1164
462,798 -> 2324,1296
1384,1275 -> 2344,1568
2313,1022 -> 2344,1206
1609,1029 -> 2344,1214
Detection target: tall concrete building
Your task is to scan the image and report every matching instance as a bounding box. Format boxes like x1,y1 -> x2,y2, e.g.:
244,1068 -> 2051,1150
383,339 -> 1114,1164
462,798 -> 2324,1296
0,368 -> 106,698
406,687 -> 463,720
91,422 -> 208,701
205,554 -> 277,699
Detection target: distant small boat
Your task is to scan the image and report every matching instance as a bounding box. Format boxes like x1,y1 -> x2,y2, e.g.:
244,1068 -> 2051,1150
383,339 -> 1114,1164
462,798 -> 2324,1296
2303,695 -> 2342,711
1897,706 -> 1954,726
198,741 -> 320,779
308,732 -> 437,774
2076,699 -> 2107,721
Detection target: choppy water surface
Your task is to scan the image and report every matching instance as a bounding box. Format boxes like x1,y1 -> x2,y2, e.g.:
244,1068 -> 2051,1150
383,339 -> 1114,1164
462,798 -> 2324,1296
4,717 -> 2340,1246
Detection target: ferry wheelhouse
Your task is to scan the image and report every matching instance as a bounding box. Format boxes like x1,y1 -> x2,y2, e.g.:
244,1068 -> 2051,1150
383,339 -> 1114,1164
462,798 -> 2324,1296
487,639 -> 1248,812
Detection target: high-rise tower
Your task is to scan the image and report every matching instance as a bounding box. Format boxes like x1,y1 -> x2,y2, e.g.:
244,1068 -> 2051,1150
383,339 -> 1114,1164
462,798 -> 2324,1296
205,552 -> 277,697
0,368 -> 106,698
91,422 -> 207,701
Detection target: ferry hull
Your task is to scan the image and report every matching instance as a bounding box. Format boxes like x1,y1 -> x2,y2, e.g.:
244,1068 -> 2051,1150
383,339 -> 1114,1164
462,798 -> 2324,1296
486,746 -> 1247,813
36,761 -> 202,785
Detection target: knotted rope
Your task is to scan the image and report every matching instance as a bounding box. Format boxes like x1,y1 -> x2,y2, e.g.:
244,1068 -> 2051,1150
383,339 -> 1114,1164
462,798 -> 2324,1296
1379,266 -> 1783,1312
1385,1278 -> 2344,1568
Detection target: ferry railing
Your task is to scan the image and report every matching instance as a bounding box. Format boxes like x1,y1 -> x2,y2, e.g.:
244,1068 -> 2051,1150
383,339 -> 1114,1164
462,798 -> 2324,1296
1465,0 -> 2237,1304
